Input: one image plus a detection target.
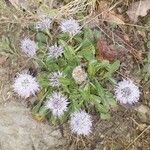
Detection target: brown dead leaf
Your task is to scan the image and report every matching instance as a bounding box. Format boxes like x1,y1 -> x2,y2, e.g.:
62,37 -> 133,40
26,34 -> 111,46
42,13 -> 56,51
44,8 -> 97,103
102,11 -> 125,25
127,0 -> 150,22
96,39 -> 117,62
98,1 -> 125,25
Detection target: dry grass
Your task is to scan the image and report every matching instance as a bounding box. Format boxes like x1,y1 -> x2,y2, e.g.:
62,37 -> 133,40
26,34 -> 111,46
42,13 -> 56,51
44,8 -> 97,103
0,0 -> 150,150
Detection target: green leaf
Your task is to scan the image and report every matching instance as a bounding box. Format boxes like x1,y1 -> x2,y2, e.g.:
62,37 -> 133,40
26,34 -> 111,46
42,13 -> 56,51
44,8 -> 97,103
88,60 -> 98,76
77,38 -> 95,61
90,94 -> 102,103
58,33 -> 70,41
69,91 -> 83,111
94,79 -> 116,110
88,60 -> 111,77
96,104 -> 109,113
62,84 -> 70,93
84,28 -> 94,42
59,39 -> 68,49
59,40 -> 76,61
36,32 -> 48,43
45,59 -> 59,71
60,77 -> 71,86
63,65 -> 73,75
80,83 -> 91,101
105,91 -> 117,108
38,106 -> 49,116
103,60 -> 120,79
64,46 -> 76,60
49,115 -> 58,125
108,60 -> 120,73
37,73 -> 50,88
74,35 -> 83,43
94,79 -> 105,98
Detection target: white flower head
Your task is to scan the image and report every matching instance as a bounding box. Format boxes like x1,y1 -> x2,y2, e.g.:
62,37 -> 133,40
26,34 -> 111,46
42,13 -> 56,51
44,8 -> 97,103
20,38 -> 37,57
49,71 -> 63,87
35,16 -> 52,30
115,79 -> 140,105
70,110 -> 92,136
45,92 -> 69,117
72,66 -> 87,84
13,73 -> 40,99
48,44 -> 64,59
60,19 -> 81,36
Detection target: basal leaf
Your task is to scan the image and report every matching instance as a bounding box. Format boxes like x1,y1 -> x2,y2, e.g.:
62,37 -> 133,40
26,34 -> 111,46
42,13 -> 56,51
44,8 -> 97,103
36,32 -> 48,43
84,28 -> 94,43
60,77 -> 71,86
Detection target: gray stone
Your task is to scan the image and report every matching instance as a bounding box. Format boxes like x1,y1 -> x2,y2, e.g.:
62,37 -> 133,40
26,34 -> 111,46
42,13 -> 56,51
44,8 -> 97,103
0,101 -> 67,150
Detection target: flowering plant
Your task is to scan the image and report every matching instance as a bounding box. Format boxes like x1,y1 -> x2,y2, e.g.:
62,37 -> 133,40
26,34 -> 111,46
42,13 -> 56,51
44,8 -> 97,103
31,23 -> 120,126
11,18 -> 140,136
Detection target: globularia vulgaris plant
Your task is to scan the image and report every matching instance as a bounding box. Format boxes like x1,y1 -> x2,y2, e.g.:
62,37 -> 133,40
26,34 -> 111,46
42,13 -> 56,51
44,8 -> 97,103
12,18 -> 140,136
32,22 -> 120,122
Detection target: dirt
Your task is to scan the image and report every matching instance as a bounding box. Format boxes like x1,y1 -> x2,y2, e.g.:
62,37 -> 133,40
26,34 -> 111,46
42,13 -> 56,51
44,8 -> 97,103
0,0 -> 150,150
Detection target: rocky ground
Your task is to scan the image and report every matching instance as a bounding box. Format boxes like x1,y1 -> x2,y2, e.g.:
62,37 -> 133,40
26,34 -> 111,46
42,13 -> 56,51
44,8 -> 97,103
0,0 -> 150,150
0,57 -> 68,150
0,56 -> 149,150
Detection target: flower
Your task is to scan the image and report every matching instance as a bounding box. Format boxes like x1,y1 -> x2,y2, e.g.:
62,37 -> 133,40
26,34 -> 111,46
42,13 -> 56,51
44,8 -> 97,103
45,92 -> 69,117
49,71 -> 63,87
20,38 -> 37,57
35,16 -> 52,30
13,73 -> 40,98
60,19 -> 81,36
70,110 -> 92,136
48,44 -> 64,59
72,66 -> 87,84
115,79 -> 140,105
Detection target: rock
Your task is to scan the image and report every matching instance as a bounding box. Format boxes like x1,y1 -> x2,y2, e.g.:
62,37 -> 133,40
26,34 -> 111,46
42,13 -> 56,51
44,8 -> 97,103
135,105 -> 150,124
0,101 -> 67,150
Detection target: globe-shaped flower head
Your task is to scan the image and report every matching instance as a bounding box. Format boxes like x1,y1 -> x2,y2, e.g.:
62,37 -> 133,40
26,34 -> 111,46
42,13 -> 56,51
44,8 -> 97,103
115,78 -> 140,105
70,110 -> 92,136
45,92 -> 69,117
48,44 -> 64,59
35,16 -> 52,30
13,73 -> 40,98
49,71 -> 63,87
60,19 -> 81,36
20,38 -> 37,57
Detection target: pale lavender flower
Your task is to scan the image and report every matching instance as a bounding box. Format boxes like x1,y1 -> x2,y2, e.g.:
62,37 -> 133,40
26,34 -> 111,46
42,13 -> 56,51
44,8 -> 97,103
45,92 -> 69,117
72,66 -> 87,84
35,16 -> 52,30
49,71 -> 63,87
70,110 -> 92,136
20,38 -> 37,57
115,79 -> 140,105
48,44 -> 64,59
60,19 -> 81,36
13,73 -> 40,99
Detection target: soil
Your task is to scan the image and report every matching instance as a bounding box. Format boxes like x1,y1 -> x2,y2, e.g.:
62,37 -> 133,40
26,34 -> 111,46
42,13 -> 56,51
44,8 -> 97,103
0,0 -> 150,150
